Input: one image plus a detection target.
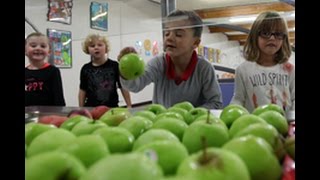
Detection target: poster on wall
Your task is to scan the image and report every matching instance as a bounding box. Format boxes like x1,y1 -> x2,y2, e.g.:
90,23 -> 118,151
90,2 -> 108,31
47,0 -> 73,24
47,29 -> 72,68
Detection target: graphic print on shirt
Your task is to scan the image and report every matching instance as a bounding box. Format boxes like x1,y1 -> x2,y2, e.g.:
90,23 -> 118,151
249,71 -> 289,107
25,78 -> 44,92
87,68 -> 116,104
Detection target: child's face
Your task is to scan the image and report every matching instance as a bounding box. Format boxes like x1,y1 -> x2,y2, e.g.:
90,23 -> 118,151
88,39 -> 107,60
25,36 -> 50,62
163,20 -> 200,59
258,30 -> 284,57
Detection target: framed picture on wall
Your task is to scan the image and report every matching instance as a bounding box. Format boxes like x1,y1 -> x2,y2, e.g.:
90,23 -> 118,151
47,29 -> 72,68
90,2 -> 108,31
47,0 -> 73,25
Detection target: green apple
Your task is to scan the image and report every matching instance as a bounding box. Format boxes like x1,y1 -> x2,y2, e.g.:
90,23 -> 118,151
222,135 -> 282,180
173,101 -> 194,112
182,120 -> 229,154
100,110 -> 131,126
193,114 -> 228,130
80,153 -> 163,180
58,135 -> 110,168
135,140 -> 189,175
228,114 -> 267,138
25,122 -> 56,146
186,107 -> 210,124
176,147 -> 250,180
258,111 -> 289,135
154,111 -> 184,123
284,135 -> 295,160
102,107 -> 129,116
133,129 -> 180,150
233,123 -> 279,150
119,53 -> 145,80
219,104 -> 249,128
167,106 -> 190,122
27,128 -> 76,157
71,119 -> 107,136
145,103 -> 167,115
93,126 -> 135,153
26,151 -> 86,180
60,115 -> 92,131
252,103 -> 285,116
152,117 -> 188,141
134,110 -> 157,122
118,116 -> 153,138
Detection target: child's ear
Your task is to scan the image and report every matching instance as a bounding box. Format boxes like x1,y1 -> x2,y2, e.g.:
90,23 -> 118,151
193,38 -> 201,49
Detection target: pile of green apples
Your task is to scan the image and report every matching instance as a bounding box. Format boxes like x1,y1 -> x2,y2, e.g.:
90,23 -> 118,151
25,102 -> 295,180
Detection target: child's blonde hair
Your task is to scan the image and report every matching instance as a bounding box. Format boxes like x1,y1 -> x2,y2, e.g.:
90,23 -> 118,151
243,11 -> 292,64
82,34 -> 110,54
25,32 -> 49,45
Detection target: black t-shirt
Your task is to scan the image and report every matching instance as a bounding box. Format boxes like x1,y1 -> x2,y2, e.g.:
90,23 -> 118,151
25,64 -> 66,106
80,59 -> 121,107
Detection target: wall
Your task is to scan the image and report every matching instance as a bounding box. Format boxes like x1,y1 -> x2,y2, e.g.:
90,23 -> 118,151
25,0 -> 162,106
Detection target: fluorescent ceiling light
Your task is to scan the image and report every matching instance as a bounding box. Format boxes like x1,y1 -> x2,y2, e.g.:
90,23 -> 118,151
229,16 -> 257,23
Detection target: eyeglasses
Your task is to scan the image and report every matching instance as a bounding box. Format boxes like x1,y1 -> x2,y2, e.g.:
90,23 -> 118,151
259,31 -> 286,40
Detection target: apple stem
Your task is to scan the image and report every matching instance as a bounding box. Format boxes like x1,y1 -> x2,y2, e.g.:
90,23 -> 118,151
206,109 -> 210,124
199,136 -> 208,164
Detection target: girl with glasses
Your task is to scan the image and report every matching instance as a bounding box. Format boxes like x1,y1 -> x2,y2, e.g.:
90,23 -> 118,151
230,11 -> 295,113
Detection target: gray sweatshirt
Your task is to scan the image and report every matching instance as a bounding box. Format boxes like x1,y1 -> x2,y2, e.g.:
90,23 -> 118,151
120,53 -> 223,109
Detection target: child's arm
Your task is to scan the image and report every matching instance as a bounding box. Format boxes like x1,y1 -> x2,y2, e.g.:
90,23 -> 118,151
78,89 -> 86,107
120,88 -> 132,108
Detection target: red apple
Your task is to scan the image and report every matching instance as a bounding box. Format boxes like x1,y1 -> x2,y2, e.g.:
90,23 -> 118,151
67,109 -> 93,119
38,115 -> 68,127
90,105 -> 110,120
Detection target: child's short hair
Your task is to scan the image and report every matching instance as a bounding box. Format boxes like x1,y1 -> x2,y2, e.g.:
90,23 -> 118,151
117,46 -> 137,61
244,11 -> 292,63
25,32 -> 48,45
166,10 -> 203,38
82,34 -> 110,54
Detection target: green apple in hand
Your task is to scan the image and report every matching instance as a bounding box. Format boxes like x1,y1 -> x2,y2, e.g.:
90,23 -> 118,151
145,103 -> 167,115
26,151 -> 86,180
118,116 -> 153,139
133,129 -> 179,150
71,119 -> 107,136
176,147 -> 250,180
93,126 -> 135,153
222,135 -> 282,180
60,115 -> 92,131
135,140 -> 189,175
119,53 -> 145,80
173,101 -> 194,112
80,153 -> 163,180
25,122 -> 56,146
27,128 -> 76,157
152,117 -> 188,141
58,135 -> 110,168
182,120 -> 229,154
